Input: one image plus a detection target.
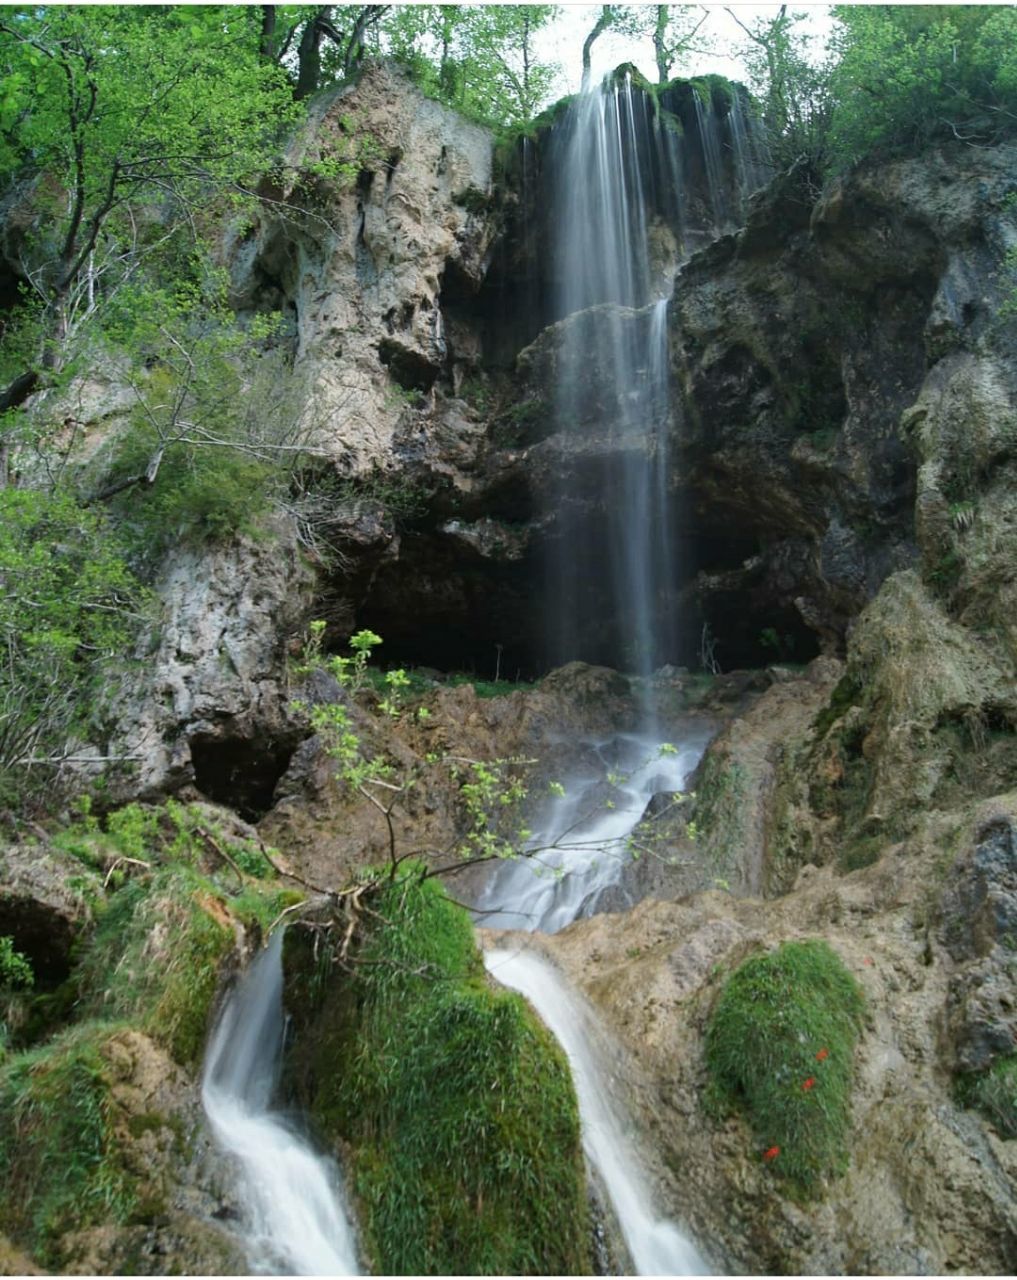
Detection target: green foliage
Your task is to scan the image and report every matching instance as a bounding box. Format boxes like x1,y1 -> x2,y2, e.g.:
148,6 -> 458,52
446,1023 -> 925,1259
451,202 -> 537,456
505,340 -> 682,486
827,6 -> 1017,165
51,798 -> 292,1062
705,940 -> 866,1192
0,1022 -> 135,1266
75,865 -> 235,1066
52,797 -> 275,881
959,1054 -> 1017,1139
295,624 -> 532,870
0,487 -> 145,809
0,7 -> 297,336
385,5 -> 561,129
91,278 -> 298,565
730,6 -> 832,172
290,872 -> 591,1275
0,937 -> 34,991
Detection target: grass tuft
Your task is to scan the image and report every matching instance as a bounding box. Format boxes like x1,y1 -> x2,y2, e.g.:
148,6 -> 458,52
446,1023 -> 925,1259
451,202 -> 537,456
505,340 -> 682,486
0,1022 -> 135,1267
705,939 -> 866,1193
959,1053 -> 1017,1138
286,872 -> 591,1275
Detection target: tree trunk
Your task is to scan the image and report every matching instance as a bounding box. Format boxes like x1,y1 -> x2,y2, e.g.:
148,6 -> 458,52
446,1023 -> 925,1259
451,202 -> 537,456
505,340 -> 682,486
582,6 -> 615,91
654,6 -> 670,83
259,5 -> 277,61
295,6 -> 332,100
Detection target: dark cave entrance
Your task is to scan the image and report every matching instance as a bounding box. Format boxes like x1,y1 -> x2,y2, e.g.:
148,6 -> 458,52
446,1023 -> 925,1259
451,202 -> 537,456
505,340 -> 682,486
189,735 -> 298,822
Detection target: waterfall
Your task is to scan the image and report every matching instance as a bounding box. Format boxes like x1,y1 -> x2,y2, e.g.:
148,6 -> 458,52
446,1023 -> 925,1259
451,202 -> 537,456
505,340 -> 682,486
546,75 -> 677,677
485,948 -> 708,1275
201,933 -> 360,1276
479,75 -> 713,1276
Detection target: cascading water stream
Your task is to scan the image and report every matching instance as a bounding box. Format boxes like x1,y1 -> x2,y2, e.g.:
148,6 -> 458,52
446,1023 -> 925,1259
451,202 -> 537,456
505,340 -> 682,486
546,75 -> 677,679
201,933 -> 359,1276
480,75 -> 714,1274
485,947 -> 708,1275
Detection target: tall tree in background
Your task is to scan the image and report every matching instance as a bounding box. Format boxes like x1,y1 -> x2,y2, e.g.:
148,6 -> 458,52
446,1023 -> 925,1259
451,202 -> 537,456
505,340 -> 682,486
384,5 -> 559,126
652,5 -> 713,84
726,4 -> 831,171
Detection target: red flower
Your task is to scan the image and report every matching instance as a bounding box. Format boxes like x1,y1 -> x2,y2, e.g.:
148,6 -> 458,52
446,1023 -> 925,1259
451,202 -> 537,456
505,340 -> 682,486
763,1146 -> 780,1162
816,1047 -> 829,1062
803,1076 -> 816,1090
863,956 -> 873,966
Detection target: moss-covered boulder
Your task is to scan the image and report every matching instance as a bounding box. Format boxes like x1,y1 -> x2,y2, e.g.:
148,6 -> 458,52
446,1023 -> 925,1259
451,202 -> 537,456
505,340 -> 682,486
705,938 -> 866,1193
284,873 -> 593,1276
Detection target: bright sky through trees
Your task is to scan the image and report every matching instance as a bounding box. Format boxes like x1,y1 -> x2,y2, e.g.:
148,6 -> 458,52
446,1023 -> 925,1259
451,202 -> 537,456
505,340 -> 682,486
534,2 -> 836,94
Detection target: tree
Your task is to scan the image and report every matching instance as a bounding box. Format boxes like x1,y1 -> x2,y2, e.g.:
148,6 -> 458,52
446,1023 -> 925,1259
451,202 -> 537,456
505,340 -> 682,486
726,4 -> 832,171
0,7 -> 297,398
581,5 -> 617,90
383,5 -> 560,127
826,4 -> 1017,165
0,486 -> 145,808
652,5 -> 713,84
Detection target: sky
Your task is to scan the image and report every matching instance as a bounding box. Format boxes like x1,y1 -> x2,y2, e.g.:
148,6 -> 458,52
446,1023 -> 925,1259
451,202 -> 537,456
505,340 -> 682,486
535,3 -> 838,96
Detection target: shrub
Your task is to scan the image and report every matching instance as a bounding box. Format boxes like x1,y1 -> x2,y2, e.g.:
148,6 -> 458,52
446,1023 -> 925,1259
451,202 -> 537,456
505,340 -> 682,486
286,872 -> 592,1275
705,939 -> 866,1192
0,487 -> 145,810
828,5 -> 1017,165
959,1054 -> 1017,1139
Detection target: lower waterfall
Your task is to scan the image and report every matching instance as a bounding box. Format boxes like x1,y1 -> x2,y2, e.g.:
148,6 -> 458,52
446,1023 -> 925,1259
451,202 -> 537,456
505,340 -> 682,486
201,932 -> 360,1276
485,947 -> 708,1276
479,725 -> 712,1275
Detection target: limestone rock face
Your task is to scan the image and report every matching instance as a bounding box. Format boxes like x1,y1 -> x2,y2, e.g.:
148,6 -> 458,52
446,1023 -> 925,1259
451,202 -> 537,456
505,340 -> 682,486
670,141 -> 1017,663
110,523 -> 315,810
226,61 -> 495,474
502,793 -> 1017,1276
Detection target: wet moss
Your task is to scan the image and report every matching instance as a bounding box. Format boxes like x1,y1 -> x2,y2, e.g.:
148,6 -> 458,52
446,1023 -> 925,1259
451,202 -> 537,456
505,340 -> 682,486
285,873 -> 592,1276
705,940 -> 866,1195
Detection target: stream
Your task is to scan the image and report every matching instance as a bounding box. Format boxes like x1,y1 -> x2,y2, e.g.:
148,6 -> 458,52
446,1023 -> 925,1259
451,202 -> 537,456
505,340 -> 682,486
485,946 -> 708,1276
201,932 -> 360,1276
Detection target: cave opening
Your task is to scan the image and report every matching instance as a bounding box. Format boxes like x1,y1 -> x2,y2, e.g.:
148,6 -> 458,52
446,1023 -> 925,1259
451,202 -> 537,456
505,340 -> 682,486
189,735 -> 298,822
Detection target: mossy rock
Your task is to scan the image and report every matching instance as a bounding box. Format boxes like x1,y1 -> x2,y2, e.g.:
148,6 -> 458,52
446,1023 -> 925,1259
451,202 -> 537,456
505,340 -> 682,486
74,865 -> 237,1066
284,873 -> 593,1276
0,1021 -> 136,1267
705,939 -> 866,1194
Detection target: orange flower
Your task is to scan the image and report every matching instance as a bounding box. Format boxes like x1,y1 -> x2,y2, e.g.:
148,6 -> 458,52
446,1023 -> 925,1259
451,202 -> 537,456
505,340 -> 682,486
763,1146 -> 780,1161
816,1047 -> 829,1062
803,1076 -> 816,1090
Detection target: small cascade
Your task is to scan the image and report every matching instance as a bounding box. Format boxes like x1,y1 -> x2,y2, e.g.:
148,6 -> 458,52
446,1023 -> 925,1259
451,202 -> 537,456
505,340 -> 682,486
477,726 -> 711,932
728,93 -> 771,207
692,91 -> 732,229
485,948 -> 708,1275
201,933 -> 360,1277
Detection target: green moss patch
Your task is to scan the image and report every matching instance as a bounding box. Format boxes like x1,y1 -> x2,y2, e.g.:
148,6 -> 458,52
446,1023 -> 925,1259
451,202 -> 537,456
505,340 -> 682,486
287,874 -> 591,1276
74,865 -> 236,1067
0,1022 -> 135,1267
959,1053 -> 1017,1138
705,940 -> 866,1193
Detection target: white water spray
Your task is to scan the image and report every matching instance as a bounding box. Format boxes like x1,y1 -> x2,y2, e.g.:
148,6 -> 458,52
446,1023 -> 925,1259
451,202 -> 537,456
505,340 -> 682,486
201,933 -> 360,1276
477,727 -> 711,932
485,946 -> 708,1275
